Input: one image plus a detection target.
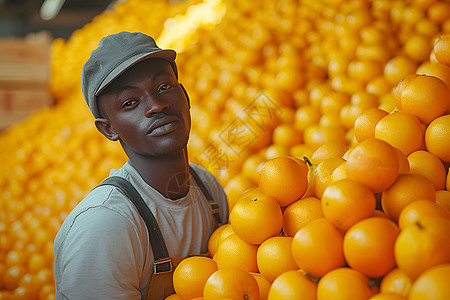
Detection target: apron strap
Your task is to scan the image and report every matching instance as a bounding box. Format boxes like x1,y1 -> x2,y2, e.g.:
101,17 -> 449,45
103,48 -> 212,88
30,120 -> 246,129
97,167 -> 222,271
98,177 -> 171,273
189,166 -> 223,225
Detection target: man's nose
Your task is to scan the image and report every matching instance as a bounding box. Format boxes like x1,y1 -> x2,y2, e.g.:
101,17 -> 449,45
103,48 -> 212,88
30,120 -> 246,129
144,96 -> 169,117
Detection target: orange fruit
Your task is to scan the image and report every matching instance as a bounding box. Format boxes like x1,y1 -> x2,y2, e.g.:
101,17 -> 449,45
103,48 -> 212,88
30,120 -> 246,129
320,112 -> 343,128
316,267 -> 378,300
241,154 -> 266,183
354,108 -> 389,143
294,105 -> 321,131
394,147 -> 410,173
350,91 -> 379,111
173,256 -> 218,299
216,224 -> 235,246
448,168 -> 450,190
375,112 -> 424,156
394,74 -> 420,110
309,83 -> 332,109
289,156 -> 309,176
3,265 -> 26,291
434,35 -> 450,66
278,107 -> 296,125
394,217 -> 450,280
378,94 -> 397,113
343,217 -> 399,278
313,157 -> 346,199
223,174 -> 256,212
407,150 -> 446,190
300,156 -> 317,199
258,157 -> 308,207
264,144 -> 290,161
436,190 -> 450,212
310,141 -> 348,165
403,34 -> 433,63
416,61 -> 450,88
368,294 -> 407,300
384,55 -> 418,85
339,103 -> 366,131
428,1 -> 450,23
322,179 -> 376,231
272,124 -> 303,148
398,200 -> 450,230
214,234 -> 258,273
381,173 -> 436,222
289,143 -> 314,159
408,263 -> 450,300
320,91 -> 351,115
330,160 -> 347,183
208,224 -> 228,257
230,192 -> 283,245
283,197 -> 324,237
303,124 -> 347,149
203,268 -> 259,300
366,76 -> 392,97
251,273 -> 271,300
348,59 -> 383,83
379,267 -> 412,297
291,218 -> 346,278
398,74 -> 450,125
256,236 -> 298,282
372,209 -> 387,218
346,138 -> 399,193
425,114 -> 450,163
343,146 -> 354,160
267,270 -> 317,300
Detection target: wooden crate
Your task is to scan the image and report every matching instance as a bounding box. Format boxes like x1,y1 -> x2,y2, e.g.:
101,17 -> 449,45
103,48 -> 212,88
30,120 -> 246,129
0,31 -> 54,131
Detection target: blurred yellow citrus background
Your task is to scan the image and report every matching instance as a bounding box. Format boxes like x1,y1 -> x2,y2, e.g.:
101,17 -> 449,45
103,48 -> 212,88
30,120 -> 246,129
1,0 -> 450,299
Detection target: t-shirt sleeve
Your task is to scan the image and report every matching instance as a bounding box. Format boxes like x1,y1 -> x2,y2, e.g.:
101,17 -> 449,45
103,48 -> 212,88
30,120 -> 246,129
55,206 -> 144,300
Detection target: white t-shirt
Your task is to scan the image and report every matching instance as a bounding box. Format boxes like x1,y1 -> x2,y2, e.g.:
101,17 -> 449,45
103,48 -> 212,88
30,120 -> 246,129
54,162 -> 228,300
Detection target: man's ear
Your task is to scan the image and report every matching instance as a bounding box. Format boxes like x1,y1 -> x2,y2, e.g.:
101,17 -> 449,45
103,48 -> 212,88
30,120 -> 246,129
180,83 -> 190,108
95,118 -> 119,141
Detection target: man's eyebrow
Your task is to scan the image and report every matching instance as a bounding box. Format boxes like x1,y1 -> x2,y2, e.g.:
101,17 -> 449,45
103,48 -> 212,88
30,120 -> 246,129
113,85 -> 138,100
152,70 -> 173,81
111,70 -> 174,100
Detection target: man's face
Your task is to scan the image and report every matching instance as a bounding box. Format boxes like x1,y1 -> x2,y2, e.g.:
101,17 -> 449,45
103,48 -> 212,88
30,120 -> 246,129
97,58 -> 191,157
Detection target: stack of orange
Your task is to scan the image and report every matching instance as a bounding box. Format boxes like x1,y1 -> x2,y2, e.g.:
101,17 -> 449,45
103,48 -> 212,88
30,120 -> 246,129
1,0 -> 450,299
167,36 -> 450,299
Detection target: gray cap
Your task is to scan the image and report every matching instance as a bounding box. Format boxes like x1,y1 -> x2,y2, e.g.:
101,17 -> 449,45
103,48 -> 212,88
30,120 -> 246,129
82,31 -> 177,118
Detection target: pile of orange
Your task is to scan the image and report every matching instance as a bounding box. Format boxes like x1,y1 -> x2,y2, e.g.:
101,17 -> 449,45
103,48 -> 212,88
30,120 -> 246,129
167,146 -> 450,299
1,0 -> 450,299
166,29 -> 450,300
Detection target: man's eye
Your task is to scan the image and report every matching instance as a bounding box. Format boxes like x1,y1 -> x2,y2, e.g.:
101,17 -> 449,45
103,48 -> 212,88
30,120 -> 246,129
123,99 -> 138,108
158,83 -> 172,92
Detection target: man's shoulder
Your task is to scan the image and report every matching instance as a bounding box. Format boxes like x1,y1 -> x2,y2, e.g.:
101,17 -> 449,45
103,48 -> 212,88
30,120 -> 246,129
55,177 -> 143,245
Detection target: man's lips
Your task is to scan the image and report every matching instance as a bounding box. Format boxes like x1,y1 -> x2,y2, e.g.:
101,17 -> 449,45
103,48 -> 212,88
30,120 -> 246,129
147,116 -> 180,136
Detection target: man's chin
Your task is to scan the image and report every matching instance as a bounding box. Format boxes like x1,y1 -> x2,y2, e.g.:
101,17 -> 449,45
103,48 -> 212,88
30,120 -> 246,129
151,138 -> 189,158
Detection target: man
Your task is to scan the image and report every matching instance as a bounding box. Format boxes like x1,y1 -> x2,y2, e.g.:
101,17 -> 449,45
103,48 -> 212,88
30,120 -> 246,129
54,31 -> 228,299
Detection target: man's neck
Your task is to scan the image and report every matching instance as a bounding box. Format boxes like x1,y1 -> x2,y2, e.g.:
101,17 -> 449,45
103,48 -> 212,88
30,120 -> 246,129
126,148 -> 190,200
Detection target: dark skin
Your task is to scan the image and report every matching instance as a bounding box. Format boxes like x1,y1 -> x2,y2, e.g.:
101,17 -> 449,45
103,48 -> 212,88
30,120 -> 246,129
95,58 -> 192,199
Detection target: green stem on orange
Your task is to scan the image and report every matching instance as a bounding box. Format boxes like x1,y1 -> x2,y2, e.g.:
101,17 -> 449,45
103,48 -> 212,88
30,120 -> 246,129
303,156 -> 312,167
303,272 -> 320,283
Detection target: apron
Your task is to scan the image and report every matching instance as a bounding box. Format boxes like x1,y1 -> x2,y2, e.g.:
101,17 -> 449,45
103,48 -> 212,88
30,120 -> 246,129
98,166 -> 222,300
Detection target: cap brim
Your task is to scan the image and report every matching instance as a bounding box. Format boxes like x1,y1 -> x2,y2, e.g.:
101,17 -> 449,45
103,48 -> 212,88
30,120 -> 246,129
94,49 -> 176,96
